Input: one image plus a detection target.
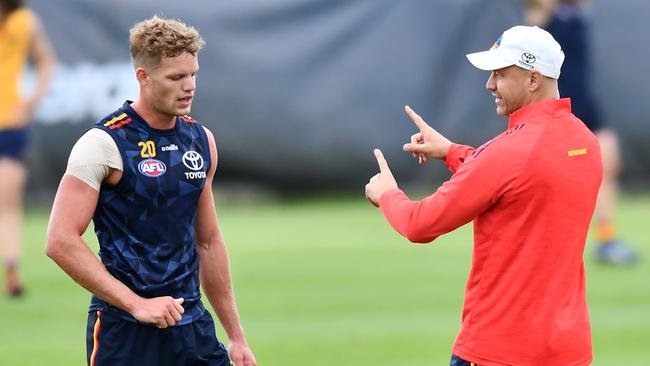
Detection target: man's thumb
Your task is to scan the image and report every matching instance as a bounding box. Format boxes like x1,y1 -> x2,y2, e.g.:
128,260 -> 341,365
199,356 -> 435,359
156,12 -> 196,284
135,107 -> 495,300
403,143 -> 427,154
175,298 -> 184,305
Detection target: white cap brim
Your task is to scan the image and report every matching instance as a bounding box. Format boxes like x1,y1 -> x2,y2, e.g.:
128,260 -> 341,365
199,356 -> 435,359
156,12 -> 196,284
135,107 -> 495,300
466,49 -> 515,71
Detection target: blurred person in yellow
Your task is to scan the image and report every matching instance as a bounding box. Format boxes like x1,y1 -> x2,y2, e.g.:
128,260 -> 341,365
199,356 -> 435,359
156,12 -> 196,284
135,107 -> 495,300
0,0 -> 55,297
526,0 -> 638,265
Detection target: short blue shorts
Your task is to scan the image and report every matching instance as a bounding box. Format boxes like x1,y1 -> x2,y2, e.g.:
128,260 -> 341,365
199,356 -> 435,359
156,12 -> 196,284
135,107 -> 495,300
86,309 -> 232,366
450,354 -> 479,366
0,127 -> 30,161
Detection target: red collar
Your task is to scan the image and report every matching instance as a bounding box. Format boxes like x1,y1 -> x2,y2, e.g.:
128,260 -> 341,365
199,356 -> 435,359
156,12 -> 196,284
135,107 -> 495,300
508,98 -> 572,129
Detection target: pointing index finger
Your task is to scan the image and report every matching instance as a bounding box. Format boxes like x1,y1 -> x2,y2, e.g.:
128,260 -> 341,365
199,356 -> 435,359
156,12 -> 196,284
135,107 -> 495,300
405,105 -> 429,131
374,148 -> 390,173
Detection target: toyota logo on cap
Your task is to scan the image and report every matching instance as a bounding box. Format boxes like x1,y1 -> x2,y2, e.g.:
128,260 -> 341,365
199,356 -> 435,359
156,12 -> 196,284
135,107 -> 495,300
182,151 -> 204,171
521,52 -> 536,64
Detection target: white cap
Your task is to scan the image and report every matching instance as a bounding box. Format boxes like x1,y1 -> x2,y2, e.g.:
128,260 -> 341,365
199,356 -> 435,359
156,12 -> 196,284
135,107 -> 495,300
466,25 -> 565,79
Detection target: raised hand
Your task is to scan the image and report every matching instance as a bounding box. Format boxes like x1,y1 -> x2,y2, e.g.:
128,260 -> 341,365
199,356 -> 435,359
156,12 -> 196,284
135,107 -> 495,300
402,105 -> 453,163
365,149 -> 398,207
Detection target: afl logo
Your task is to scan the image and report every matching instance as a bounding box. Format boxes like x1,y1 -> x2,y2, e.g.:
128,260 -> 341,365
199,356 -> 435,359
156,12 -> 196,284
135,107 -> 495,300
521,52 -> 536,64
138,159 -> 167,177
182,151 -> 204,171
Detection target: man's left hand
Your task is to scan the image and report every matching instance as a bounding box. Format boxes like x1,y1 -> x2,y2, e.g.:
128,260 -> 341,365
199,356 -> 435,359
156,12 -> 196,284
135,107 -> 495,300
228,340 -> 257,366
365,149 -> 398,207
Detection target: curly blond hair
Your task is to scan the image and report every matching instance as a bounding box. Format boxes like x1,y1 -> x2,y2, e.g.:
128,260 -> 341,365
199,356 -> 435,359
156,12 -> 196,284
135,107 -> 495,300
129,15 -> 205,68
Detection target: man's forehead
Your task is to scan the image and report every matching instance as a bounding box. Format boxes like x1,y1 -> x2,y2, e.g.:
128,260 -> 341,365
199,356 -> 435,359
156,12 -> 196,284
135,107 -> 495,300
157,53 -> 199,71
494,65 -> 533,76
494,65 -> 518,73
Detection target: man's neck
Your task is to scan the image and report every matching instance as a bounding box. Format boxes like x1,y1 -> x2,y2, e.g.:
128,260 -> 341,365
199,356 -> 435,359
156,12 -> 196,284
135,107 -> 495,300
131,100 -> 176,130
527,86 -> 560,106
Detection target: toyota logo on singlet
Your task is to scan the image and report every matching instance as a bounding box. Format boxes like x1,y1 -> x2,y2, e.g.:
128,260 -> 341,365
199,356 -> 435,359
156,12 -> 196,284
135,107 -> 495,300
182,151 -> 204,171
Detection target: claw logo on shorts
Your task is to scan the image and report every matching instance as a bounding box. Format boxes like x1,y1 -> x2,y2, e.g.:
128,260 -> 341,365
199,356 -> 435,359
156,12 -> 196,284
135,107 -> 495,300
138,159 -> 167,177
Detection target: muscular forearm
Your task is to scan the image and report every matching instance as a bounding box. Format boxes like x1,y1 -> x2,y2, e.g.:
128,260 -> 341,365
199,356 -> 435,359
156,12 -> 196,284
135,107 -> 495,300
207,287 -> 246,342
199,241 -> 247,342
46,234 -> 142,314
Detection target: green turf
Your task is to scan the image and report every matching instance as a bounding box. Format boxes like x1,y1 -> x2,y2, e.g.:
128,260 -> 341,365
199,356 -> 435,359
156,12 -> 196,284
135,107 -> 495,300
0,193 -> 648,365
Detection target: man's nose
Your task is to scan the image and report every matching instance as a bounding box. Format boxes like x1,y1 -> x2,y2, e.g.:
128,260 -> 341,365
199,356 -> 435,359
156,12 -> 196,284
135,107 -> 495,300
486,72 -> 496,91
183,76 -> 196,91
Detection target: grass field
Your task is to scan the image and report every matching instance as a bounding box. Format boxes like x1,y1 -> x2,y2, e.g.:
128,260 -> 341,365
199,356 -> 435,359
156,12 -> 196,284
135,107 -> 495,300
1,192 -> 649,365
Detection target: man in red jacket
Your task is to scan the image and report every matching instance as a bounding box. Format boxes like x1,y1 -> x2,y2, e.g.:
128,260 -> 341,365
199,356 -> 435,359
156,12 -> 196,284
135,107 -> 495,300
365,25 -> 601,366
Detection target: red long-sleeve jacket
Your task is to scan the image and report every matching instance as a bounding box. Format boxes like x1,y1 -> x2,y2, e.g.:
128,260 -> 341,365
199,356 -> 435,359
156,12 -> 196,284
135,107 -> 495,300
379,99 -> 601,366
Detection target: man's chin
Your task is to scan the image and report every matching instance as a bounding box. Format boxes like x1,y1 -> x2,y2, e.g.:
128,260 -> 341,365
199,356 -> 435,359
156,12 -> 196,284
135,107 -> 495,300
175,106 -> 192,116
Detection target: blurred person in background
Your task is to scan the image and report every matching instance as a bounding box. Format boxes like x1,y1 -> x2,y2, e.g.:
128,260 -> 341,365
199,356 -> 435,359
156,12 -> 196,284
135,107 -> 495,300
526,0 -> 638,265
0,0 -> 55,297
46,16 -> 255,366
366,25 -> 599,365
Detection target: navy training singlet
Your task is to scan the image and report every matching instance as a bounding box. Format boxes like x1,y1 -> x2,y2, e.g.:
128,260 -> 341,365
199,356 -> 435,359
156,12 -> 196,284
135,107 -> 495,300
89,101 -> 211,326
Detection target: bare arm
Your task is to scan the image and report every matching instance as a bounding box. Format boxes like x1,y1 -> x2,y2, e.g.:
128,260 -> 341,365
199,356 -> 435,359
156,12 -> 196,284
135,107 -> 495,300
46,173 -> 184,328
45,176 -> 142,312
22,14 -> 55,118
196,127 -> 256,366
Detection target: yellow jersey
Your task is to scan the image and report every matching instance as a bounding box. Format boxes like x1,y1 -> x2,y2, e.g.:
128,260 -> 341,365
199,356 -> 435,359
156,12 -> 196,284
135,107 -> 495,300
0,8 -> 35,127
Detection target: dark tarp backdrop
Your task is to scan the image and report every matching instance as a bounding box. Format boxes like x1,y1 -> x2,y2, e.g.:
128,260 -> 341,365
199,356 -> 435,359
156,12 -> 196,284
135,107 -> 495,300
25,0 -> 649,194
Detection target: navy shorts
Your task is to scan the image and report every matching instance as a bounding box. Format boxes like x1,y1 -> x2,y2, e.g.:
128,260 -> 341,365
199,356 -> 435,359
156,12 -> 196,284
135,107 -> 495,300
86,310 -> 232,366
0,127 -> 30,161
450,354 -> 479,366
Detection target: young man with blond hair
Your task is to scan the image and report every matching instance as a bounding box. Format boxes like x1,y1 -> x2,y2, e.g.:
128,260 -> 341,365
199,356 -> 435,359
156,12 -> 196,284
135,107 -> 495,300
46,16 -> 256,366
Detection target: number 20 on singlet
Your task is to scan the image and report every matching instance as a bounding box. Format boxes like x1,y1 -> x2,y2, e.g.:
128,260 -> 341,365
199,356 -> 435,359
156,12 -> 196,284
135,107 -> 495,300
138,141 -> 156,158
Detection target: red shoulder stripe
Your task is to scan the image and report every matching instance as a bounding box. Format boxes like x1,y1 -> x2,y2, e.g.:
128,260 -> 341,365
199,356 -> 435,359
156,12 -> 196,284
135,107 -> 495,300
108,117 -> 132,130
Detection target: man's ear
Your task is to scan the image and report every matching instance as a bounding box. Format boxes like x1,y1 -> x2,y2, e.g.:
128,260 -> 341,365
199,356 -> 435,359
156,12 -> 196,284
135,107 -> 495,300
135,67 -> 149,86
529,70 -> 543,92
